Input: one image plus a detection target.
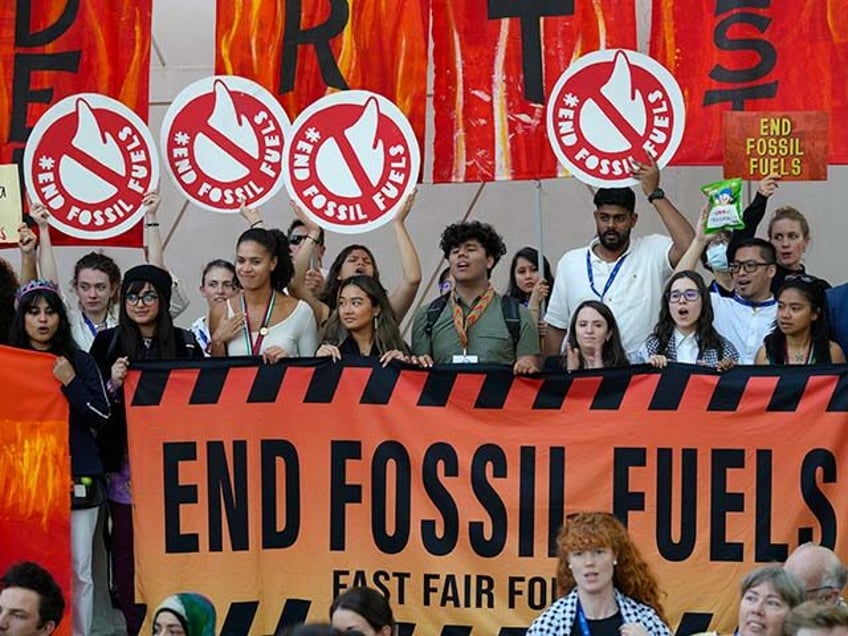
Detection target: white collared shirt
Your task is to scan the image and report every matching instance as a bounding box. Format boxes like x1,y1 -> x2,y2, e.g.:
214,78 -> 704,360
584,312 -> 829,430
545,234 -> 674,359
674,328 -> 699,364
711,293 -> 777,364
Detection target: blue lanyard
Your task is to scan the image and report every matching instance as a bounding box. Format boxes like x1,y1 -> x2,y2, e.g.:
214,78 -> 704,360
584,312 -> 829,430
586,249 -> 628,301
576,600 -> 592,636
82,313 -> 100,337
196,324 -> 210,349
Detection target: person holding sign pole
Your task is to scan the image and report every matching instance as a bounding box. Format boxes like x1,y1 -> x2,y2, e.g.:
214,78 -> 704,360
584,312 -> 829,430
208,226 -> 318,362
526,512 -> 670,636
288,193 -> 422,325
543,158 -> 695,361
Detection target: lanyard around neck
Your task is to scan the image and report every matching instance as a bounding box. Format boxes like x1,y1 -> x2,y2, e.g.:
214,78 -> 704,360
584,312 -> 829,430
586,249 -> 627,301
242,292 -> 276,355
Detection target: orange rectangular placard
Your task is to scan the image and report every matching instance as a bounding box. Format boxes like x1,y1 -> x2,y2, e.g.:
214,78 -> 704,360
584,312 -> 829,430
724,111 -> 828,180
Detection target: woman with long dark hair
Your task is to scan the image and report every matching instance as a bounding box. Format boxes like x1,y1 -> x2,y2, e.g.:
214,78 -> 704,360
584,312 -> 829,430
9,279 -> 110,636
317,275 -> 410,366
550,300 -> 628,371
288,194 -> 421,325
755,275 -> 845,365
642,270 -> 738,370
208,227 -> 318,362
90,264 -> 202,635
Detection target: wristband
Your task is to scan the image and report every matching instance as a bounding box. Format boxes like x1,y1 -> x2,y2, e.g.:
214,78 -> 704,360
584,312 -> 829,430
250,220 -> 263,228
647,188 -> 665,203
145,222 -> 160,228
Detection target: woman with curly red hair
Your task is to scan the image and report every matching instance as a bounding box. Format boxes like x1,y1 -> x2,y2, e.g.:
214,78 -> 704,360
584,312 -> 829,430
526,512 -> 670,636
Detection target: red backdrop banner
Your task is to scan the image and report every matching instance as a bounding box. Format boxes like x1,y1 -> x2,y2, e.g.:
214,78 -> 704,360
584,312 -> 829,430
650,0 -> 848,166
215,0 -> 428,162
0,346 -> 72,636
431,0 -> 637,182
0,0 -> 152,246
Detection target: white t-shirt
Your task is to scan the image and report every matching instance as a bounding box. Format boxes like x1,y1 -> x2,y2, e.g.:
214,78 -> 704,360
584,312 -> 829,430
545,234 -> 674,359
711,293 -> 777,364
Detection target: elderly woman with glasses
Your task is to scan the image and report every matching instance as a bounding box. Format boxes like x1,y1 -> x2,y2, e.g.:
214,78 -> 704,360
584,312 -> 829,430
755,274 -> 846,365
90,264 -> 203,636
639,270 -> 739,371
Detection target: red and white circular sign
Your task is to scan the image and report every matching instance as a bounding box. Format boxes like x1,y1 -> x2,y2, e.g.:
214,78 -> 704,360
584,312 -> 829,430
283,90 -> 420,235
24,93 -> 159,240
546,49 -> 685,187
160,76 -> 291,213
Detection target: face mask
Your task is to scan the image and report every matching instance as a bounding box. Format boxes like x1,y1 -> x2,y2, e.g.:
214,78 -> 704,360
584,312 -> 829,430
706,242 -> 729,272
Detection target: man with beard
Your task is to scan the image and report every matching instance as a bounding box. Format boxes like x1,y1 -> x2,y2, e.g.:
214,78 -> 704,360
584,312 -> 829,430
544,159 -> 694,359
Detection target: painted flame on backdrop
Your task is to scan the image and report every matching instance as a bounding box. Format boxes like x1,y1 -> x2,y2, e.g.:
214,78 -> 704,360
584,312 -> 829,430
431,0 -> 636,183
216,0 -> 427,149
0,1 -> 151,164
0,420 -> 69,528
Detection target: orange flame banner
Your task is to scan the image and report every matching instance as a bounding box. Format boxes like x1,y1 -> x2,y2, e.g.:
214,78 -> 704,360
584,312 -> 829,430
0,0 -> 152,246
0,346 -> 71,636
216,0 -> 427,157
650,0 -> 848,165
431,1 -> 636,182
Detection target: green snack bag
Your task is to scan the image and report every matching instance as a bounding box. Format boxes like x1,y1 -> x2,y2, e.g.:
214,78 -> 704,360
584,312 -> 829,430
701,178 -> 744,234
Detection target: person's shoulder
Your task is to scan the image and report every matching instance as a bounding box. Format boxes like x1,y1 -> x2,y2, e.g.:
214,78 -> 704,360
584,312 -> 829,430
636,233 -> 674,251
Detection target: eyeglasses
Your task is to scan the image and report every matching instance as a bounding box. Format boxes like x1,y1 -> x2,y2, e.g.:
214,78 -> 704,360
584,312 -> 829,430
669,289 -> 700,303
126,291 -> 159,306
288,234 -> 306,245
805,585 -> 838,600
729,261 -> 772,274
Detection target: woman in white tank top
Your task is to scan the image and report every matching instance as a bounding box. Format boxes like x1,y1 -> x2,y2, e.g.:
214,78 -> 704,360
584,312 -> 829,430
209,227 -> 318,362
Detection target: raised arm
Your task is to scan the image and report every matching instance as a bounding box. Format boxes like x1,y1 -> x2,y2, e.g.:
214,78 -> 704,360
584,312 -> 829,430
143,191 -> 166,269
286,202 -> 330,326
31,203 -> 59,284
632,158 -> 694,267
387,192 -> 422,321
727,173 -> 779,254
674,205 -> 709,274
17,223 -> 37,283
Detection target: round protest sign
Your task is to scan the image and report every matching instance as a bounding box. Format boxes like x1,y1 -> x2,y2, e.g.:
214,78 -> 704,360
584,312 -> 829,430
160,76 -> 291,213
546,49 -> 685,187
283,90 -> 420,235
24,93 -> 159,240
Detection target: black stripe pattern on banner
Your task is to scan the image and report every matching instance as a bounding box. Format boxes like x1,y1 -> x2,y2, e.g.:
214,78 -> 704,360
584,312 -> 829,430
590,371 -> 631,410
417,370 -> 457,407
304,363 -> 343,403
360,365 -> 400,404
272,599 -> 311,635
474,371 -> 513,408
246,365 -> 287,403
532,376 -> 573,409
707,373 -> 748,411
188,366 -> 229,405
131,369 -> 170,406
649,367 -> 692,410
219,601 -> 258,636
766,373 -> 809,412
827,374 -> 848,412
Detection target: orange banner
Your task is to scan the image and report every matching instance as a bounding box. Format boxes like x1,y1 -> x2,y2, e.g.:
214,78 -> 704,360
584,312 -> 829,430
0,346 -> 72,636
430,0 -> 636,182
215,0 -> 427,158
0,0 -> 152,246
724,111 -> 829,181
651,0 -> 848,165
127,360 -> 848,635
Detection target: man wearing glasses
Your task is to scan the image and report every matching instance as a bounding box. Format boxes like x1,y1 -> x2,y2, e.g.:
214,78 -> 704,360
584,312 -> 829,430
709,237 -> 778,363
785,543 -> 848,605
